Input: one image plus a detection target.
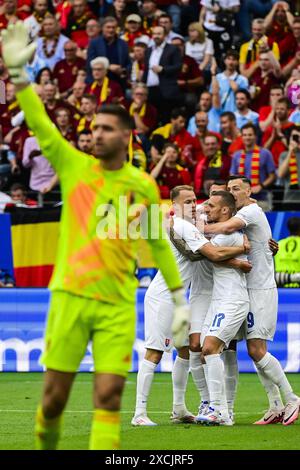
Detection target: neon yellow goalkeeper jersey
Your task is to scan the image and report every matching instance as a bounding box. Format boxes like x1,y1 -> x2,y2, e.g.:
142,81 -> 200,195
17,86 -> 182,304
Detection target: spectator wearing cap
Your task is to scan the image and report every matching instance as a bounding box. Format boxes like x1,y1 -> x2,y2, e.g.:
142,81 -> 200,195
24,0 -> 49,40
53,41 -> 86,95
185,22 -> 214,71
211,49 -> 249,113
36,14 -> 69,70
86,57 -> 124,107
239,18 -> 280,79
143,25 -> 182,124
121,14 -> 145,49
234,89 -> 259,129
87,16 -> 130,87
126,82 -> 157,136
65,0 -> 96,49
171,35 -> 204,117
140,0 -> 163,36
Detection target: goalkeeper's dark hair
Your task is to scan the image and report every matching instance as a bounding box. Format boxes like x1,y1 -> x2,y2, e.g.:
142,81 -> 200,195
287,216 -> 300,235
210,190 -> 236,215
227,175 -> 252,186
97,105 -> 135,129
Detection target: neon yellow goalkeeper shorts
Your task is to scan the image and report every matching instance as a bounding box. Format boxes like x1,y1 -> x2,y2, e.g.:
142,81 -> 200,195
41,291 -> 136,377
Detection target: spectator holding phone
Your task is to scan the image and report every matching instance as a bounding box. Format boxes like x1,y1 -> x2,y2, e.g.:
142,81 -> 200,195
278,126 -> 300,209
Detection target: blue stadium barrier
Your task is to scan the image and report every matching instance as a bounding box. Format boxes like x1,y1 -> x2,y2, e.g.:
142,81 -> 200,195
0,214 -> 14,279
0,288 -> 299,373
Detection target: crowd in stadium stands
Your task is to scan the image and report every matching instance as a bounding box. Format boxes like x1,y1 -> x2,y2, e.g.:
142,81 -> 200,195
1,0 -> 300,211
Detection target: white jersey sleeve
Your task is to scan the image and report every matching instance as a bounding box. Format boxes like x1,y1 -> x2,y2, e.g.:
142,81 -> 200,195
234,204 -> 276,289
173,217 -> 210,253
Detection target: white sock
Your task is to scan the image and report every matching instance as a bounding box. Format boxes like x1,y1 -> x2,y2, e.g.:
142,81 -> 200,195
222,350 -> 239,414
205,354 -> 226,413
189,351 -> 209,403
255,353 -> 298,404
172,356 -> 190,410
255,366 -> 284,410
135,358 -> 157,417
203,363 -> 210,405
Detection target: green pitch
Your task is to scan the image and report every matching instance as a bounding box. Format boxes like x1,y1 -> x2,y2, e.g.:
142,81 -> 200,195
0,372 -> 299,450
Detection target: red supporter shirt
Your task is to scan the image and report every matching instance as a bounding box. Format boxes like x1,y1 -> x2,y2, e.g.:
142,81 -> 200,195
125,102 -> 158,135
86,79 -> 124,107
250,69 -> 281,112
267,20 -> 294,65
194,153 -> 231,196
262,121 -> 294,167
157,164 -> 191,199
178,56 -> 202,93
53,58 -> 86,93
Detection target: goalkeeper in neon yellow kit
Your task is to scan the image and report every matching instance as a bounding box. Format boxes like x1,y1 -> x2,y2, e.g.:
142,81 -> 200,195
1,22 -> 191,450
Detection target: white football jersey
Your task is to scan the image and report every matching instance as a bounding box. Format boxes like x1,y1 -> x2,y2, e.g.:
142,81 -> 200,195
147,217 -> 210,302
189,259 -> 213,298
210,232 -> 249,301
234,203 -> 276,289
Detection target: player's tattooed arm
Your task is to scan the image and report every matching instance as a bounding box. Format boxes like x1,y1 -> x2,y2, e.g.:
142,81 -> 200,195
169,228 -> 204,261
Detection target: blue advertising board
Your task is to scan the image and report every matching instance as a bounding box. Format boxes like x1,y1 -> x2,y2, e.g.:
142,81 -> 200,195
0,288 -> 299,373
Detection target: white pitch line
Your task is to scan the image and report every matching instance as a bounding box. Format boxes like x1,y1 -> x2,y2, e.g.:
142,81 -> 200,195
0,409 -> 265,416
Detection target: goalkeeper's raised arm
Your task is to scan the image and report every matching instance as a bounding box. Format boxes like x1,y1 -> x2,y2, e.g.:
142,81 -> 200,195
1,22 -> 88,178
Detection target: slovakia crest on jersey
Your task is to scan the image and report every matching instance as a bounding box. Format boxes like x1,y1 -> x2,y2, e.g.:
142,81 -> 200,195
165,338 -> 170,347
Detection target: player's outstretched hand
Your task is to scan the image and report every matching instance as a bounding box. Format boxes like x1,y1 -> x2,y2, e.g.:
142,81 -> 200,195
1,22 -> 36,84
171,288 -> 190,349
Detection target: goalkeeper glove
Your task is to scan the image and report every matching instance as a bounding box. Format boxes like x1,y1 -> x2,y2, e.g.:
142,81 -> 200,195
171,288 -> 190,350
1,22 -> 36,85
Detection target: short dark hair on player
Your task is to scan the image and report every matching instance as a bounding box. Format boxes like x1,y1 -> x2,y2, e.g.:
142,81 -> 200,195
171,185 -> 194,201
97,105 -> 135,129
287,217 -> 300,235
241,122 -> 257,135
211,179 -> 227,187
210,190 -> 236,214
227,175 -> 252,186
